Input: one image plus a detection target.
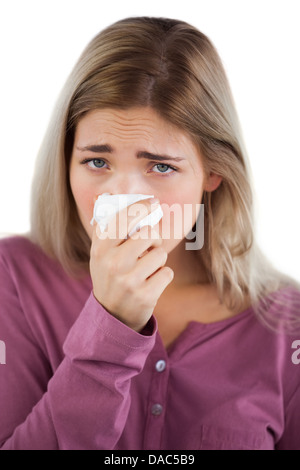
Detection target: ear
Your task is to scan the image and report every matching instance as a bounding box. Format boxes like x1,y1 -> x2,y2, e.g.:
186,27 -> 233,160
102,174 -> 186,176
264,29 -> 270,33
204,172 -> 222,192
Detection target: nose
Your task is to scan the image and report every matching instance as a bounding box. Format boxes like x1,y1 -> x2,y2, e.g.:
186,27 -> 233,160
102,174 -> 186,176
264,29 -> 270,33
98,174 -> 152,196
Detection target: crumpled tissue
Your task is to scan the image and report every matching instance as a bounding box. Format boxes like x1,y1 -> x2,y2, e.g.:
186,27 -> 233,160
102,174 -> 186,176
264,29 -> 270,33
91,193 -> 163,238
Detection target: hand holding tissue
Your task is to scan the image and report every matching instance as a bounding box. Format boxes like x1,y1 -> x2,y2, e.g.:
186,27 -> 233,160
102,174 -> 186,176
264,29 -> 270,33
89,193 -> 173,332
91,193 -> 163,238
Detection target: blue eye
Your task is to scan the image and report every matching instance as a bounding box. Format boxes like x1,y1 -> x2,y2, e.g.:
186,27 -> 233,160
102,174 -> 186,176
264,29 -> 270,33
86,159 -> 106,169
154,164 -> 173,174
152,163 -> 178,175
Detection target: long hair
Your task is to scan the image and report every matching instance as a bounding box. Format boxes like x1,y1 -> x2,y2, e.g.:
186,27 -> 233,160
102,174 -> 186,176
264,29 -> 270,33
30,16 -> 299,330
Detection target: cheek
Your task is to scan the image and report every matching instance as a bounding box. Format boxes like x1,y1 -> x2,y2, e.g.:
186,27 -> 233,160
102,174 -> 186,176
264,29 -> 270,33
69,165 -> 95,230
75,187 -> 94,217
160,176 -> 203,206
159,185 -> 203,237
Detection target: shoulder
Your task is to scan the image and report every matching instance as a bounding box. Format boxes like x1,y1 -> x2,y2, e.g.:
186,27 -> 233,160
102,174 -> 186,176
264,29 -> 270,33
0,234 -> 69,284
253,285 -> 300,366
0,233 -> 91,293
0,234 -> 53,271
257,285 -> 300,334
0,234 -> 92,335
259,285 -> 300,398
259,286 -> 300,449
0,234 -> 43,259
271,284 -> 300,306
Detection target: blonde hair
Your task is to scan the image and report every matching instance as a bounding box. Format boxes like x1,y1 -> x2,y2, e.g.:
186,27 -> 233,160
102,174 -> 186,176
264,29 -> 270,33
30,17 -> 299,330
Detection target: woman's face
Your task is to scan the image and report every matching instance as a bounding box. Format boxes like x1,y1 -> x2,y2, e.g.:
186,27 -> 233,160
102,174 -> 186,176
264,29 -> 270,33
69,107 -> 221,254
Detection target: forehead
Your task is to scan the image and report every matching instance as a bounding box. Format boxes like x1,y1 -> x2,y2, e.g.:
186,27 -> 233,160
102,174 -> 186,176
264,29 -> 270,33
74,107 -> 200,155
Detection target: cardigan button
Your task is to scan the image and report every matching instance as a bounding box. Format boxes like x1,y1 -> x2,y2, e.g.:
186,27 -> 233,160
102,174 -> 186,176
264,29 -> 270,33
155,360 -> 166,372
151,403 -> 163,416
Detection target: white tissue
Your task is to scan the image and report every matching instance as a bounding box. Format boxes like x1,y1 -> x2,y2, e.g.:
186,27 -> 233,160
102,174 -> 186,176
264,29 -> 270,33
91,193 -> 163,238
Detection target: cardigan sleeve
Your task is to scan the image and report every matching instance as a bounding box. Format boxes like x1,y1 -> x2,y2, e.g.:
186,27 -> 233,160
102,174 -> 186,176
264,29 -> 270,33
0,253 -> 157,450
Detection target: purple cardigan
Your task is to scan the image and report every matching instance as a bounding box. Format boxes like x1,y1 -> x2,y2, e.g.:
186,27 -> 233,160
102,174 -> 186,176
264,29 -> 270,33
0,236 -> 300,450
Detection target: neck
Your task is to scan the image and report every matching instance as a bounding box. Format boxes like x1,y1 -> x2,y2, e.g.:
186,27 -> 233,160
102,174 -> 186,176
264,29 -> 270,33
165,238 -> 208,290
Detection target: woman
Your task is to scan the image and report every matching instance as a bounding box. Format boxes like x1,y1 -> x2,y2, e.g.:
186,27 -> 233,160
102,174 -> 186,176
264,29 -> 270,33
0,16 -> 299,450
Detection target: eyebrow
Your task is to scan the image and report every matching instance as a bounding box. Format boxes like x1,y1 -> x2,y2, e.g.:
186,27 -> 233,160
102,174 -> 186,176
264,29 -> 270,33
76,144 -> 186,162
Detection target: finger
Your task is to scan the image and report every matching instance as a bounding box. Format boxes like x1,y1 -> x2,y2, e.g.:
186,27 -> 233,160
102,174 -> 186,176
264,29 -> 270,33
142,265 -> 175,299
134,246 -> 168,281
91,216 -> 109,243
114,225 -> 162,268
90,218 -> 107,260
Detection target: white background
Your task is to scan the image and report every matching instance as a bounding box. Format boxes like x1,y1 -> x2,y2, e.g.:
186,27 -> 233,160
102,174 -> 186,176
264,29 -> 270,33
0,0 -> 299,281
